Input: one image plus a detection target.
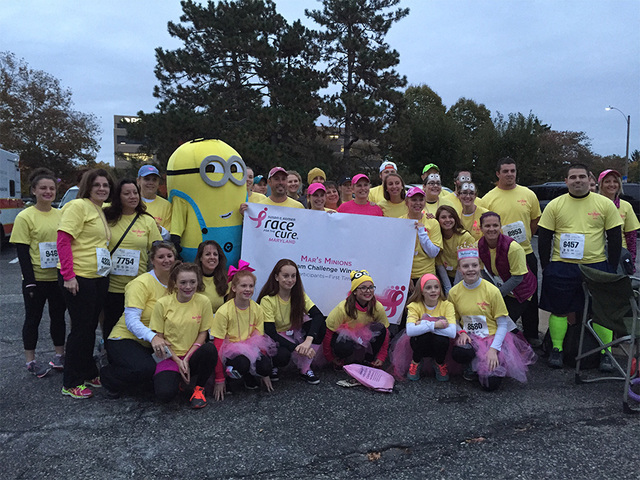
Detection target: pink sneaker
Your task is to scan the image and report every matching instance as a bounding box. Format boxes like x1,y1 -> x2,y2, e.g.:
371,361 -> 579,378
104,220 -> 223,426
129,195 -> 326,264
85,377 -> 102,388
61,385 -> 93,399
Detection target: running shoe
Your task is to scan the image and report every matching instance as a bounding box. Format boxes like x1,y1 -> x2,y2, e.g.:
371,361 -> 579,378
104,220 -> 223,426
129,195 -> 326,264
300,370 -> 320,385
599,354 -> 615,373
189,386 -> 207,409
270,367 -> 280,382
548,348 -> 563,369
244,375 -> 259,390
85,376 -> 102,388
463,365 -> 478,381
407,361 -> 420,381
49,354 -> 65,371
61,385 -> 93,399
434,362 -> 449,382
27,360 -> 51,378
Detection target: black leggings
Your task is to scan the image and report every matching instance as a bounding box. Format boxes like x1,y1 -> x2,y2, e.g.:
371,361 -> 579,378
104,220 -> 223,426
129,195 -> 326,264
271,321 -> 325,368
59,273 -> 109,388
452,344 -> 502,392
330,322 -> 386,362
101,338 -> 155,393
409,332 -> 450,364
102,291 -> 125,340
22,280 -> 66,351
154,343 -> 218,403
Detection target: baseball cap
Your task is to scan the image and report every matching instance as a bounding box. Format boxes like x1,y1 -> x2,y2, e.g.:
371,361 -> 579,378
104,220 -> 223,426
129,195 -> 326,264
138,165 -> 160,177
254,175 -> 265,184
597,169 -> 621,183
421,163 -> 440,174
308,183 -> 326,196
338,176 -> 352,186
351,174 -> 370,185
268,167 -> 287,179
379,161 -> 397,173
406,186 -> 426,198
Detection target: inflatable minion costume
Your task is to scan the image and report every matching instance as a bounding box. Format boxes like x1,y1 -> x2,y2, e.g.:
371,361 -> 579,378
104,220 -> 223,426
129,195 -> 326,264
168,139 -> 246,265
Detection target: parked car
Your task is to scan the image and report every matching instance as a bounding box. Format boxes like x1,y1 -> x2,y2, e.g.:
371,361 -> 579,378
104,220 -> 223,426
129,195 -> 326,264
529,181 -> 640,215
58,185 -> 78,209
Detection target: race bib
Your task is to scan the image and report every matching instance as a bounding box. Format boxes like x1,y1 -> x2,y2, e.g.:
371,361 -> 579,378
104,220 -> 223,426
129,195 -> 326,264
110,248 -> 141,276
559,233 -> 585,260
502,221 -> 527,244
96,248 -> 112,277
38,242 -> 58,269
463,315 -> 489,338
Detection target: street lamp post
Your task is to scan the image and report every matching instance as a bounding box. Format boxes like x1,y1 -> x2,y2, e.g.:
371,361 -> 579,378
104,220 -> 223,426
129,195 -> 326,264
605,106 -> 631,182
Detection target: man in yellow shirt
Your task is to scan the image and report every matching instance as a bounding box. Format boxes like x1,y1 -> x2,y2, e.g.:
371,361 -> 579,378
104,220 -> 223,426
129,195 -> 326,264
538,163 -> 622,368
481,157 -> 542,347
240,167 -> 304,215
137,165 -> 172,232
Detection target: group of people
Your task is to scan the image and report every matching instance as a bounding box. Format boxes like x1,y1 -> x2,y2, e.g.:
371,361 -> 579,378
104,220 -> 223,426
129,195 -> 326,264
11,155 -> 637,408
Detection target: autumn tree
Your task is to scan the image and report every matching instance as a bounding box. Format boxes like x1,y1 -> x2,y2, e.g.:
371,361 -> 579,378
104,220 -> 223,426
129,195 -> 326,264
306,0 -> 409,168
0,52 -> 101,194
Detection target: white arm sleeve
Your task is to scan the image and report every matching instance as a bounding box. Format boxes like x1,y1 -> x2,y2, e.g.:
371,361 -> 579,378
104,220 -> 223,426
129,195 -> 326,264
434,322 -> 457,339
417,228 -> 440,258
490,316 -> 509,351
124,307 -> 156,344
160,226 -> 171,241
437,265 -> 452,295
406,320 -> 435,337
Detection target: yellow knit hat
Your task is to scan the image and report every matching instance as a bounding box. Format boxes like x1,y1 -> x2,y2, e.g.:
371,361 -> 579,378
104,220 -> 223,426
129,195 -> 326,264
350,269 -> 374,292
307,167 -> 326,185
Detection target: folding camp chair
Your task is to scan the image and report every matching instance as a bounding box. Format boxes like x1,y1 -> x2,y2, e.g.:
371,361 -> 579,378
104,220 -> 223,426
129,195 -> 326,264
576,265 -> 640,413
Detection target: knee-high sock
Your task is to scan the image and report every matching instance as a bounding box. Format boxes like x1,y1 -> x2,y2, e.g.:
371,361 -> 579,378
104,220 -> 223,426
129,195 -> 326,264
549,314 -> 568,351
592,323 -> 613,353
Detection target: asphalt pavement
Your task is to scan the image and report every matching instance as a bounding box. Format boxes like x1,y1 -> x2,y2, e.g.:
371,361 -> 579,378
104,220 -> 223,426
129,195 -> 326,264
1,243 -> 639,479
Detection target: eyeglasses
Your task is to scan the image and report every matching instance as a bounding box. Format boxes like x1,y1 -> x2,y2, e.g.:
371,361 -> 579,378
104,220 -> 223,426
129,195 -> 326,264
357,285 -> 376,292
426,182 -> 441,187
459,192 -> 475,197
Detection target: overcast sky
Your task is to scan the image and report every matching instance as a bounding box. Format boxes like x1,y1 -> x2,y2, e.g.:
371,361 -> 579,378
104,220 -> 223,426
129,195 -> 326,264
2,0 -> 638,171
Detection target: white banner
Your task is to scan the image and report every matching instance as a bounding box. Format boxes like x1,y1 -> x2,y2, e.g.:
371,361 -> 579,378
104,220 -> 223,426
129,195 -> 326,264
241,204 -> 416,324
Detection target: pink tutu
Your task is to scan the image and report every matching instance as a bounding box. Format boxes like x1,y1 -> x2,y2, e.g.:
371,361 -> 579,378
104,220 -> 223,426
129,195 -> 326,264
471,332 -> 537,387
390,334 -> 463,380
336,323 -> 379,351
220,333 -> 277,375
278,329 -> 320,371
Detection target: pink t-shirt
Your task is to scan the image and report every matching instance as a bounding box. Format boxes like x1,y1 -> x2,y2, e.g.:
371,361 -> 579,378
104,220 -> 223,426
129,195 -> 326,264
337,200 -> 384,216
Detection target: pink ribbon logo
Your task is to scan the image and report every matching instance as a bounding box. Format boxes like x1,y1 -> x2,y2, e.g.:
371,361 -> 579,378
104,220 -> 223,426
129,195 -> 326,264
376,285 -> 406,318
249,207 -> 268,228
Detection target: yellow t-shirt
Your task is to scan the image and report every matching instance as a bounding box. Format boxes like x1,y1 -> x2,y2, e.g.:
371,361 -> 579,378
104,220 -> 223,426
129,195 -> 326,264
437,231 -> 476,276
259,196 -> 304,209
142,196 -> 172,230
108,213 -> 162,293
57,198 -> 111,279
406,300 -> 456,326
401,213 -> 443,278
378,198 -> 409,218
10,206 -> 61,282
260,293 -> 316,332
460,206 -> 489,241
210,299 -> 264,342
248,191 -> 267,204
423,196 -> 455,218
539,192 -> 623,264
449,195 -> 485,216
149,292 -> 214,356
481,185 -> 541,255
616,198 -> 640,248
108,272 -> 168,346
368,185 -> 384,205
325,299 -> 389,331
202,275 -> 226,314
448,280 -> 509,336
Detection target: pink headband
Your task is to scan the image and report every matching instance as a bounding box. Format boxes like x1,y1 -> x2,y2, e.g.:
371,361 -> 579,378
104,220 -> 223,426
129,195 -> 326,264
419,273 -> 440,291
228,259 -> 255,281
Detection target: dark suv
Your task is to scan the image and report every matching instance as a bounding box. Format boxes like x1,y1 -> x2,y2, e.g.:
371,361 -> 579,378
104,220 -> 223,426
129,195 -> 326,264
529,181 -> 640,214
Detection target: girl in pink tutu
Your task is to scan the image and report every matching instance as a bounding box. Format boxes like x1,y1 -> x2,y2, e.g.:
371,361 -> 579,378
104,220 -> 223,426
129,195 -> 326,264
391,274 -> 456,381
448,246 -> 536,391
322,270 -> 389,369
210,261 -> 275,401
257,259 -> 326,385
